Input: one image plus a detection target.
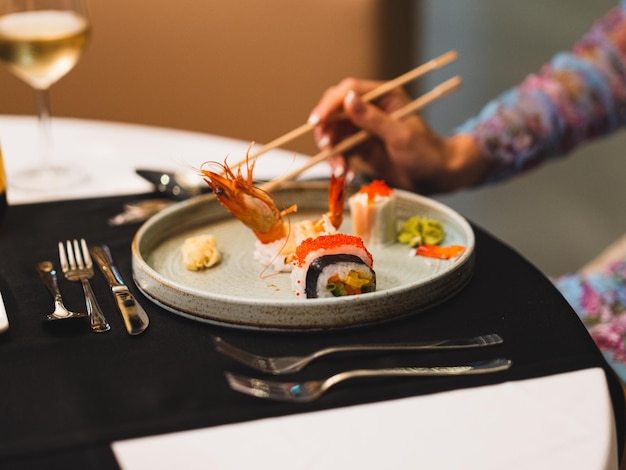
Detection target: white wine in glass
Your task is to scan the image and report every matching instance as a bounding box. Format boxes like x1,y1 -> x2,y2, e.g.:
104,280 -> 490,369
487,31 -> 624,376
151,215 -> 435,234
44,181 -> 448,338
0,0 -> 89,190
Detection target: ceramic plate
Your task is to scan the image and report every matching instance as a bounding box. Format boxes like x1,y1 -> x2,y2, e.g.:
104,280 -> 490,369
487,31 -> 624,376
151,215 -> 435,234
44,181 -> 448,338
131,182 -> 475,330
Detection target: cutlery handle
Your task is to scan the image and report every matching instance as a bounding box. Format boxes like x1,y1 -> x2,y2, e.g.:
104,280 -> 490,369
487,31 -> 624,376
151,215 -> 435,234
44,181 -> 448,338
336,358 -> 513,383
91,244 -> 149,335
36,261 -> 63,302
112,286 -> 150,336
316,334 -> 503,357
80,279 -> 110,333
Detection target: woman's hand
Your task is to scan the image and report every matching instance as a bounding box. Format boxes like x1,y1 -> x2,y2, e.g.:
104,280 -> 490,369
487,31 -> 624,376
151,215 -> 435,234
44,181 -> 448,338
308,78 -> 490,194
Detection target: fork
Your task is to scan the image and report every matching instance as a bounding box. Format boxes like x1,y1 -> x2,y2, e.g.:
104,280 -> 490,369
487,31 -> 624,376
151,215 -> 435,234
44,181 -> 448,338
225,357 -> 513,402
212,334 -> 503,375
59,239 -> 110,333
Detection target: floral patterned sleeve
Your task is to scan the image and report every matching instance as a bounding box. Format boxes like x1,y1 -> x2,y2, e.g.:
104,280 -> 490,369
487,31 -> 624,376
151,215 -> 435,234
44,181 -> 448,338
455,0 -> 626,184
456,3 -> 626,368
554,263 -> 626,366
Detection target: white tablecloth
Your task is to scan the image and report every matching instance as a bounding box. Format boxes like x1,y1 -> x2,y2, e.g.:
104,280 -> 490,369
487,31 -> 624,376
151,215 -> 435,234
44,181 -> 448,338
0,116 -> 618,470
113,368 -> 617,470
0,115 -> 328,205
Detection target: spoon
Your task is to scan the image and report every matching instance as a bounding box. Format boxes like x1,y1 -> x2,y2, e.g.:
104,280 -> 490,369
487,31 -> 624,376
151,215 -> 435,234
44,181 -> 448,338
36,261 -> 87,321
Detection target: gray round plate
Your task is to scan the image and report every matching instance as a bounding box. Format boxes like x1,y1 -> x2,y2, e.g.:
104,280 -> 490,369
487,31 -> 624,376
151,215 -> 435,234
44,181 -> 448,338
131,182 -> 475,331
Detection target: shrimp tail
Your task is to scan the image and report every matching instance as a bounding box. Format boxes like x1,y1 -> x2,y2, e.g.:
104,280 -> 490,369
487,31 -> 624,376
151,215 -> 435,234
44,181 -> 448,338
316,174 -> 346,231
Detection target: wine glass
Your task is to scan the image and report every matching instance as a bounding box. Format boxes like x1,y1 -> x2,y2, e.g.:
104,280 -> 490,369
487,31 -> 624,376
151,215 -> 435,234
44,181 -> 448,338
0,0 -> 90,191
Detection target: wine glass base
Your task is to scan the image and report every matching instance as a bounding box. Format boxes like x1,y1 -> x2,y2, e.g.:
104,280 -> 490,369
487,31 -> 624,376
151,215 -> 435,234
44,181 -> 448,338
9,165 -> 87,192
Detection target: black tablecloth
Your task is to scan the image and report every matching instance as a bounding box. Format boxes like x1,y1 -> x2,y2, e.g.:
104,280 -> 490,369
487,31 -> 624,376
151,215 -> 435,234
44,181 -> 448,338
0,194 -> 623,469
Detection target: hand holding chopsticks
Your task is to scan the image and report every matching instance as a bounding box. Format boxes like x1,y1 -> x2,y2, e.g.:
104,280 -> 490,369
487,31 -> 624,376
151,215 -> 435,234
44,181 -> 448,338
260,75 -> 461,193
235,50 -> 458,171
199,50 -> 461,197
223,50 -> 461,192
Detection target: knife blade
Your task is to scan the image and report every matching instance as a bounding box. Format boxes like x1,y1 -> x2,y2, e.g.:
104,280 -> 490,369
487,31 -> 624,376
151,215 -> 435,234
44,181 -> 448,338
0,289 -> 8,333
89,244 -> 149,335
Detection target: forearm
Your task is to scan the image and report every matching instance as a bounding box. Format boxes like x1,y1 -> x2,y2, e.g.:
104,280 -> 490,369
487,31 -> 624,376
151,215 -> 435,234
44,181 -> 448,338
456,2 -> 626,185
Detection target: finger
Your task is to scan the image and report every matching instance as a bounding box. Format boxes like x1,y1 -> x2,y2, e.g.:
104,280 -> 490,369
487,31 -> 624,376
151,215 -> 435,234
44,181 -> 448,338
313,126 -> 331,149
309,78 -> 383,124
327,155 -> 348,176
343,90 -> 401,142
308,85 -> 347,124
313,113 -> 361,150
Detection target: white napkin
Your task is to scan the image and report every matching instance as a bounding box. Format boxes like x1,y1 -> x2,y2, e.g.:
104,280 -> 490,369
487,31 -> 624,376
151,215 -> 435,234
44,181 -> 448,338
113,368 -> 618,470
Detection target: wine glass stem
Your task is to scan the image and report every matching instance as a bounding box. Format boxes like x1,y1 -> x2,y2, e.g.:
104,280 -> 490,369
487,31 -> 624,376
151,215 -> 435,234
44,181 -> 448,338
35,87 -> 52,170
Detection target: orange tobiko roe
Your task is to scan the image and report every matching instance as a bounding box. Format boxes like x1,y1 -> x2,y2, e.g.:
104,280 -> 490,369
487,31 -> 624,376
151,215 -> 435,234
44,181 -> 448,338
293,234 -> 372,267
359,180 -> 393,201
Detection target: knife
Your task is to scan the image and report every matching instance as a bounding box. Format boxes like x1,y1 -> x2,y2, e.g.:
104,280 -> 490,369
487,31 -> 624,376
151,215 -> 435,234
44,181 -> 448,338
0,289 -> 8,333
136,169 -> 210,199
135,168 -> 283,199
89,245 -> 149,335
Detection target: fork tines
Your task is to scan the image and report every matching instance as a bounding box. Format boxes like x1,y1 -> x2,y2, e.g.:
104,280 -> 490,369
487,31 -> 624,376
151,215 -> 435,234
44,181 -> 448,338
59,239 -> 92,272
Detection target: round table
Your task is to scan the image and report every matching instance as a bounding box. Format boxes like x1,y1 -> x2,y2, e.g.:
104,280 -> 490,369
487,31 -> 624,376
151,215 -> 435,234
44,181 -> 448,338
0,116 -> 621,470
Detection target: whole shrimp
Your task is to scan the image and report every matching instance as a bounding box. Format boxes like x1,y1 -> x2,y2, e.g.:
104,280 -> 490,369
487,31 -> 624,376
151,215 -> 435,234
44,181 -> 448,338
200,146 -> 346,271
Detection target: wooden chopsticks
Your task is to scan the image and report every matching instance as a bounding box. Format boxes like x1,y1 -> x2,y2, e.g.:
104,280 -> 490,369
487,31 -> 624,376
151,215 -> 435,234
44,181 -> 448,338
231,50 -> 458,172
259,75 -> 461,193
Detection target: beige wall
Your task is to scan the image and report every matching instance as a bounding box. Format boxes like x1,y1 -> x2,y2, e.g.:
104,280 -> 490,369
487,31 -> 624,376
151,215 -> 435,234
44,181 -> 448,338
0,1 -> 414,156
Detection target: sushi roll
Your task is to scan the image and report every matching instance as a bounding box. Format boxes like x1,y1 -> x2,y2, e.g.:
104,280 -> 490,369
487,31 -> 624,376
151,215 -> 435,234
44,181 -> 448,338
348,179 -> 396,246
291,234 -> 376,298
